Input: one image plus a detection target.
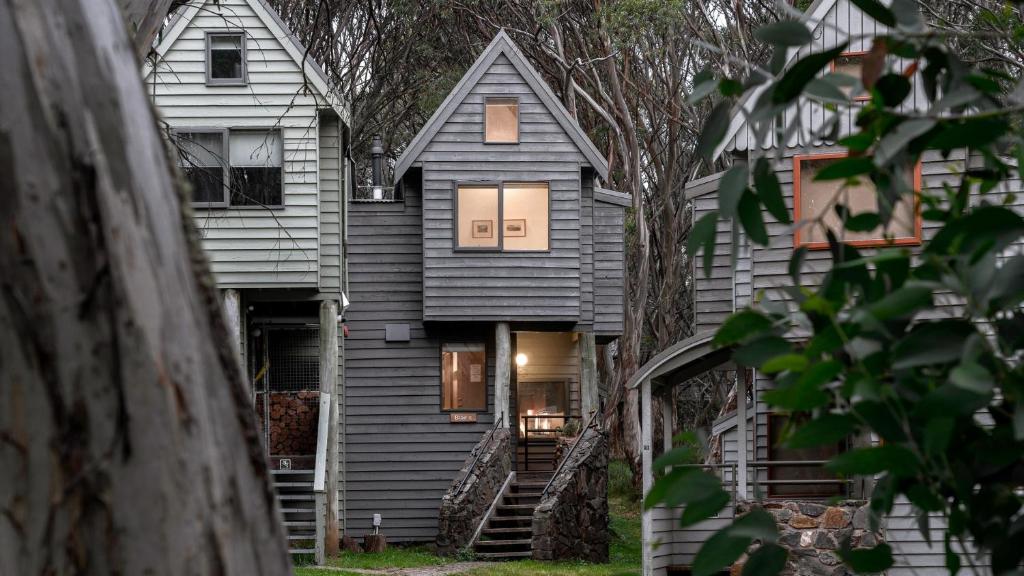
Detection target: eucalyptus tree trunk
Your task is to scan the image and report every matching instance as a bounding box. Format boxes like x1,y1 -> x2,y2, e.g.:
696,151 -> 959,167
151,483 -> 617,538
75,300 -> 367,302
0,2 -> 290,575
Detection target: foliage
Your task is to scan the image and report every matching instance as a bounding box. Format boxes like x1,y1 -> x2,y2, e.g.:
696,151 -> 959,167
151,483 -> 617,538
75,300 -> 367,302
651,0 -> 1024,575
610,459 -> 641,502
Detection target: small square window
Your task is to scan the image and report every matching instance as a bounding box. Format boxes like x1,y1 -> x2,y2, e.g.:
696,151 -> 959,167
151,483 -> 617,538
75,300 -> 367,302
441,343 -> 487,412
485,98 -> 518,143
174,131 -> 228,206
207,33 -> 245,84
229,130 -> 283,207
830,51 -> 868,101
794,154 -> 920,249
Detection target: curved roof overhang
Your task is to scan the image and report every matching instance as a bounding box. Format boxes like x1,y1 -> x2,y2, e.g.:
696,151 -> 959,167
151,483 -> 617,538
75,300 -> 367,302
626,331 -> 734,395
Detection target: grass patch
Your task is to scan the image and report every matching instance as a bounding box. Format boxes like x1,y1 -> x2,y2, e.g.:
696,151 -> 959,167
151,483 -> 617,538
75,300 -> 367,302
295,570 -> 363,576
608,460 -> 640,504
326,544 -> 452,570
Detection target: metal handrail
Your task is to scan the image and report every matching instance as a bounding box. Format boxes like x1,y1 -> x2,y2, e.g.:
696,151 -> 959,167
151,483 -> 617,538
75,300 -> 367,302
454,413 -> 503,495
747,459 -> 854,499
521,414 -> 579,471
541,410 -> 600,499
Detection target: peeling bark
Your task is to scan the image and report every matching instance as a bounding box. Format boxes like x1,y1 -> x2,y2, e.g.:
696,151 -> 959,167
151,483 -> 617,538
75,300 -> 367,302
0,2 -> 290,574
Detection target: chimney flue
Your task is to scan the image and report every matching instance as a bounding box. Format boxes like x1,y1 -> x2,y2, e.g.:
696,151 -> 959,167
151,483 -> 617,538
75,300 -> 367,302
371,134 -> 384,200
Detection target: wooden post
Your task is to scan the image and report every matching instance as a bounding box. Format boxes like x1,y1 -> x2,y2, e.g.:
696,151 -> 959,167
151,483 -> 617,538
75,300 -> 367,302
736,372 -> 749,500
640,377 -> 654,576
222,288 -> 242,356
495,322 -> 511,428
662,394 -> 673,468
579,332 -> 599,418
319,300 -> 339,559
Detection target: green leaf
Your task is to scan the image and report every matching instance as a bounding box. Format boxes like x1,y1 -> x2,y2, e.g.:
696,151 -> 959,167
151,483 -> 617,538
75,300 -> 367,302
875,119 -> 936,167
827,445 -> 920,476
806,76 -> 849,103
679,489 -> 731,528
653,445 -> 699,471
734,335 -> 792,368
892,321 -> 974,370
841,543 -> 895,573
692,530 -> 751,576
785,414 -> 858,449
688,211 -> 719,278
755,21 -> 813,47
715,310 -> 774,346
762,362 -> 837,410
731,509 -> 779,540
985,255 -> 1024,310
742,544 -> 788,576
761,353 -> 809,374
698,102 -> 732,163
862,283 -> 932,321
849,0 -> 896,26
814,156 -> 875,180
845,212 -> 881,232
949,362 -> 993,394
738,190 -> 769,246
928,118 -> 1008,151
718,163 -> 749,220
891,0 -> 924,30
774,45 -> 849,104
754,158 -> 790,224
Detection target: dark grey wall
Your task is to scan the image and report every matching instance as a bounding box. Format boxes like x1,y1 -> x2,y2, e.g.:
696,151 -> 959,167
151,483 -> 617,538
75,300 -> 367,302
593,200 -> 624,338
418,54 -> 587,323
344,177 -> 497,542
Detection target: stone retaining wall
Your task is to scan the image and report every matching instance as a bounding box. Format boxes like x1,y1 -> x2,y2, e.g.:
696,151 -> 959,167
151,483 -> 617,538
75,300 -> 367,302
735,500 -> 884,576
531,426 -> 609,562
436,427 -> 513,555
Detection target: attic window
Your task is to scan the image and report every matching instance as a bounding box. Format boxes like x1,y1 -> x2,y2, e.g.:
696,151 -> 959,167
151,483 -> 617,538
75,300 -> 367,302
485,98 -> 518,143
207,32 -> 245,85
794,153 -> 920,249
830,51 -> 868,101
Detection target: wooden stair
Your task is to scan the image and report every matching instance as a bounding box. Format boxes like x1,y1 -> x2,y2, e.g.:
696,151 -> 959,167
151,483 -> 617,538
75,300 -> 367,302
472,473 -> 552,560
271,469 -> 316,556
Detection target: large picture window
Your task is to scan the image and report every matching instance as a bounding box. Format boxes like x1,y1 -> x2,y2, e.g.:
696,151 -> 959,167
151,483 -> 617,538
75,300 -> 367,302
485,98 -> 518,143
441,343 -> 487,412
767,413 -> 848,498
229,129 -> 283,207
455,182 -> 549,251
794,153 -> 920,249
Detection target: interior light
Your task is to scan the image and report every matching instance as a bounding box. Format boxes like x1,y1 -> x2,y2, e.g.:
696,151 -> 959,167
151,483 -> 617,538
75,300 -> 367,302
515,353 -> 528,367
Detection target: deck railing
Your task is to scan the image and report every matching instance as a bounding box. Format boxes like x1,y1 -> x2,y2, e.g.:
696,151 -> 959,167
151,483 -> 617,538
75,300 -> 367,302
747,459 -> 854,500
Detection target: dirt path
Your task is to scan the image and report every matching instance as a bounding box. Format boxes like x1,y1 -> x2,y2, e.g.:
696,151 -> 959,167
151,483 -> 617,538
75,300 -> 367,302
314,562 -> 492,576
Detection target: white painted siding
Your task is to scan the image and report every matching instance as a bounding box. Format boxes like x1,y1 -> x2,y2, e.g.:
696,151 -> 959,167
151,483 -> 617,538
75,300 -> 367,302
147,0 -> 338,287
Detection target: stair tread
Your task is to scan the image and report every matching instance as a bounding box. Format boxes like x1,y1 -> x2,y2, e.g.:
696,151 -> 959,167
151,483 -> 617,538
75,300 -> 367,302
475,539 -> 532,547
474,551 -> 533,559
482,527 -> 532,534
276,494 -> 315,500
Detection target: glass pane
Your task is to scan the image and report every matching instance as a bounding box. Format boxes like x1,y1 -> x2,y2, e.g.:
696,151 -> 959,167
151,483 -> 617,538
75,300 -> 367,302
502,182 -> 549,250
185,166 -> 225,203
457,186 -> 499,248
210,35 -> 243,80
441,343 -> 486,411
177,132 -> 223,167
768,414 -> 845,498
833,54 -> 864,98
230,130 -> 281,167
485,100 -> 518,143
799,157 -> 916,244
230,167 -> 282,206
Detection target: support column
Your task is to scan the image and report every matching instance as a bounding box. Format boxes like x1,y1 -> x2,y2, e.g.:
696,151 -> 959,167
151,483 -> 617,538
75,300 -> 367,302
222,288 -> 242,355
736,372 -> 749,500
662,396 -> 673,465
495,322 -> 511,428
640,377 -> 654,576
579,332 -> 599,419
319,300 -> 339,558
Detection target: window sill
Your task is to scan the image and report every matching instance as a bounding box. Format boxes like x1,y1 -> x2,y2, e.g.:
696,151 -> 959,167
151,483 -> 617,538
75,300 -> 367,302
205,80 -> 248,87
193,204 -> 286,211
796,236 -> 922,250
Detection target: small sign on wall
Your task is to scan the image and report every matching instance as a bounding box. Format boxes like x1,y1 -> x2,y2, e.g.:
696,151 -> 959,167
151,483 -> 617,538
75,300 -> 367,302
450,413 -> 478,423
470,364 -> 482,383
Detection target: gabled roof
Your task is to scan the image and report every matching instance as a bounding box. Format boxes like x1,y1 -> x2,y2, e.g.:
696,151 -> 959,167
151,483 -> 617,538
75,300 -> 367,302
393,30 -> 608,183
145,0 -> 348,121
714,0 -> 840,161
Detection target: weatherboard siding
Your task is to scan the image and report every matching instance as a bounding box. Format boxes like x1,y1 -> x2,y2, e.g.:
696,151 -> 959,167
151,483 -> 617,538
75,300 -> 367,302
147,0 -> 335,287
418,54 -> 587,322
594,200 -> 625,337
344,178 -> 496,542
319,113 -> 343,293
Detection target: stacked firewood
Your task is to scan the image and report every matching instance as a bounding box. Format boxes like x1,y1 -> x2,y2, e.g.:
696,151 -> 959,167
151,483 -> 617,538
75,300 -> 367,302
268,391 -> 319,455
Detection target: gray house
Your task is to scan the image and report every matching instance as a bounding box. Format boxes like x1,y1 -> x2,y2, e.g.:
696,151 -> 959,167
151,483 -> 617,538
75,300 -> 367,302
632,0 -> 1023,574
344,30 -> 626,545
145,0 -> 349,559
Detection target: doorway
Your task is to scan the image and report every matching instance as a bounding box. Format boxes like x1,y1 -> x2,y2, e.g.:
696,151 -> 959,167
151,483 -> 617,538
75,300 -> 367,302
513,331 -> 581,472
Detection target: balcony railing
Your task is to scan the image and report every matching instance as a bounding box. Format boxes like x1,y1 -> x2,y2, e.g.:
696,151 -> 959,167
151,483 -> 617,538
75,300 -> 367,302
352,185 -> 399,202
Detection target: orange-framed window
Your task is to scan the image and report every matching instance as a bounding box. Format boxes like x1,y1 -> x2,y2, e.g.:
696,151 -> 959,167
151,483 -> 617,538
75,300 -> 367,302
793,152 -> 922,250
830,50 -> 870,102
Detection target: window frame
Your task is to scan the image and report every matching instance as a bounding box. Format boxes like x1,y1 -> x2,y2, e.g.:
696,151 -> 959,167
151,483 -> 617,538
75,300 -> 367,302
829,50 -> 870,102
439,342 -> 489,413
792,152 -> 922,250
171,128 -> 230,208
452,180 -> 552,253
205,30 -> 248,86
766,412 -> 850,499
227,127 -> 286,209
483,97 -> 520,144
